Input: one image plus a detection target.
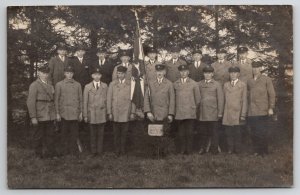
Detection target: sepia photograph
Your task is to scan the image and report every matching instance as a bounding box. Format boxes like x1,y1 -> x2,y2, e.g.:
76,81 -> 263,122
7,5 -> 293,188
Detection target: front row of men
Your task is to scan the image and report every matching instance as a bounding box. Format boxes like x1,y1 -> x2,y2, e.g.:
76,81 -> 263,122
27,60 -> 275,159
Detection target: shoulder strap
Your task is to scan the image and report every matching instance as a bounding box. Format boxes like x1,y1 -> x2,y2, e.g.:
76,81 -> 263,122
36,80 -> 53,101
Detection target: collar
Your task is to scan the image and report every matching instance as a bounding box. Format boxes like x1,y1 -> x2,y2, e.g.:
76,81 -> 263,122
64,78 -> 74,83
119,79 -> 125,84
122,63 -> 129,67
150,60 -> 155,64
78,56 -> 83,60
218,59 -> 224,63
99,58 -> 105,63
205,79 -> 212,83
173,58 -> 178,63
157,77 -> 164,83
39,78 -> 48,84
181,77 -> 188,83
253,74 -> 262,81
93,81 -> 101,85
231,79 -> 239,85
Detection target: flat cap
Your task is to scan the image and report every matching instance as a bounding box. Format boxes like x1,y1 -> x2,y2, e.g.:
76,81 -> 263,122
170,46 -> 181,53
228,66 -> 240,73
178,64 -> 189,71
218,49 -> 227,54
91,67 -> 103,74
38,64 -> 50,73
203,65 -> 214,73
97,48 -> 107,53
64,65 -> 74,72
192,50 -> 202,55
119,50 -> 131,57
252,61 -> 263,68
147,47 -> 157,54
155,64 -> 166,71
238,47 -> 248,53
117,66 -> 128,73
57,44 -> 67,50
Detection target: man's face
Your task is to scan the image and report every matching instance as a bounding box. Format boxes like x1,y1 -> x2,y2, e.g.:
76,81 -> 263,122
120,56 -> 130,63
217,53 -> 226,60
252,67 -> 262,75
239,52 -> 248,60
64,72 -> 74,79
148,53 -> 157,60
230,72 -> 240,80
38,71 -> 49,81
92,73 -> 102,81
180,70 -> 189,78
97,52 -> 106,60
117,71 -> 126,80
193,53 -> 202,61
171,52 -> 180,59
77,50 -> 86,58
57,49 -> 67,56
156,70 -> 166,79
204,72 -> 214,80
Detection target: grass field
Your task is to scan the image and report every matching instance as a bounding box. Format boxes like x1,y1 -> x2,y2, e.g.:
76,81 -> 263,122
7,121 -> 293,188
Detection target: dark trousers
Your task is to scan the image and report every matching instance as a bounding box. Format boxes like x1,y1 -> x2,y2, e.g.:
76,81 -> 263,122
89,123 -> 105,155
177,119 -> 194,154
225,125 -> 242,153
113,122 -> 129,155
32,121 -> 56,158
248,116 -> 269,155
199,121 -> 219,153
218,121 -> 228,152
61,119 -> 79,155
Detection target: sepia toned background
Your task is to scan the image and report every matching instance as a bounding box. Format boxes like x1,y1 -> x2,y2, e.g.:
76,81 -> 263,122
7,5 -> 293,188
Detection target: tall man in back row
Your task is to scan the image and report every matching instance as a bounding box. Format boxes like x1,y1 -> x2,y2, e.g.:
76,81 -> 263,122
188,49 -> 207,82
165,46 -> 187,83
49,45 -> 69,86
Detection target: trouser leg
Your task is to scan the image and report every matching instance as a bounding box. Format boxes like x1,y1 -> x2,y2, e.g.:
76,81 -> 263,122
120,122 -> 129,154
90,124 -> 97,154
210,121 -> 219,153
113,122 -> 121,154
225,126 -> 234,153
69,120 -> 79,155
96,123 -> 105,154
185,120 -> 194,154
32,122 -> 44,157
44,121 -> 56,157
177,121 -> 186,154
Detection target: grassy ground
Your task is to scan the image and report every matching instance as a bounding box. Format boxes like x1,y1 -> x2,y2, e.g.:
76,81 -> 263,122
7,121 -> 293,188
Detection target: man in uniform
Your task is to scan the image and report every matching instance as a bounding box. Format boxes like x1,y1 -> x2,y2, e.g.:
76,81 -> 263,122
248,61 -> 276,156
144,64 -> 175,157
211,49 -> 232,86
107,66 -> 136,156
71,45 -> 92,89
197,66 -> 224,154
144,47 -> 160,83
222,66 -> 247,154
234,46 -> 253,84
112,50 -> 133,81
188,50 -> 207,82
55,65 -> 83,156
165,46 -> 187,82
93,48 -> 115,85
174,64 -> 201,155
83,67 -> 108,156
27,64 -> 56,158
49,44 -> 69,86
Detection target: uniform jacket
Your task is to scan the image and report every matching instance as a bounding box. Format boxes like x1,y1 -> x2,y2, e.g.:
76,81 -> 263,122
71,56 -> 92,89
49,55 -> 69,86
83,81 -> 108,124
211,60 -> 232,86
188,61 -> 207,82
112,63 -> 133,81
222,80 -> 247,126
233,59 -> 253,83
144,77 -> 175,121
165,59 -> 187,82
107,79 -> 136,122
174,77 -> 201,120
55,78 -> 82,120
27,78 -> 56,121
144,60 -> 160,84
92,58 -> 115,85
198,79 -> 224,121
248,74 -> 276,116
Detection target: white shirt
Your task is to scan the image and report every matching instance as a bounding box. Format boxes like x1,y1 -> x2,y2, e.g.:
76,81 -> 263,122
93,81 -> 100,89
99,59 -> 105,65
78,57 -> 83,63
240,59 -> 246,64
150,60 -> 155,64
205,79 -> 212,84
157,78 -> 163,84
231,79 -> 238,86
181,78 -> 187,83
59,55 -> 65,62
119,79 -> 125,84
40,78 -> 47,84
122,63 -> 129,67
194,61 -> 201,68
218,59 -> 224,64
173,58 -> 178,64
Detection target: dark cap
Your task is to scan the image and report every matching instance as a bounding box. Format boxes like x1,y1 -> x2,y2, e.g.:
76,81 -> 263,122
178,64 -> 189,71
64,65 -> 74,72
117,66 -> 127,73
119,50 -> 131,57
75,45 -> 86,51
218,49 -> 227,54
97,48 -> 107,54
170,46 -> 181,53
147,47 -> 157,54
252,61 -> 263,68
91,67 -> 103,74
203,65 -> 214,73
192,50 -> 202,55
57,44 -> 67,50
38,64 -> 50,73
155,64 -> 165,71
228,66 -> 240,73
238,47 -> 248,53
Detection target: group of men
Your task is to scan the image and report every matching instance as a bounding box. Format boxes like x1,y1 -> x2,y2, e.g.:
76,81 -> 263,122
26,44 -> 276,159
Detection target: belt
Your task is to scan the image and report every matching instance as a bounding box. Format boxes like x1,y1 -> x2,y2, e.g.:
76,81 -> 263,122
36,99 -> 53,102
